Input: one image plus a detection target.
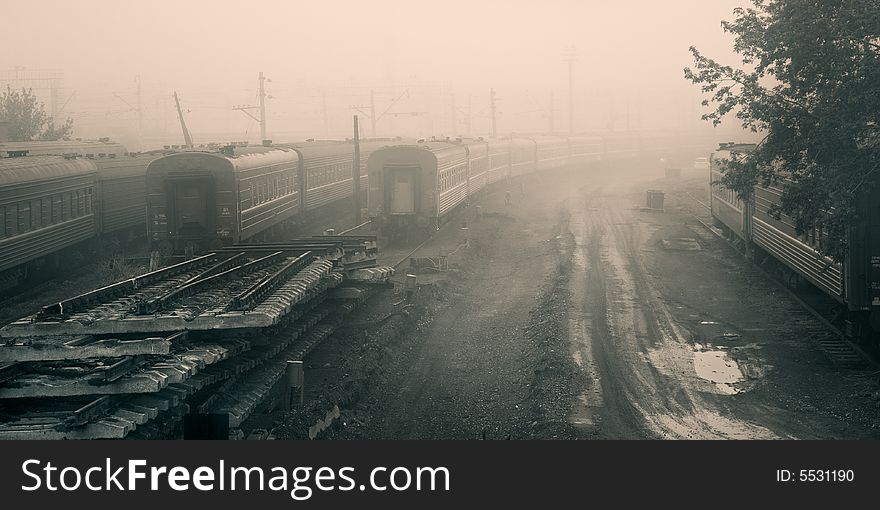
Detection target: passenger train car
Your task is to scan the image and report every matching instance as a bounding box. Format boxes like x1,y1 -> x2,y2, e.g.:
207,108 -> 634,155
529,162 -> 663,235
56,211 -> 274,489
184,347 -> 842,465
366,135 -> 605,233
709,143 -> 880,344
0,139 -> 128,158
0,144 -> 158,291
145,139 -> 408,254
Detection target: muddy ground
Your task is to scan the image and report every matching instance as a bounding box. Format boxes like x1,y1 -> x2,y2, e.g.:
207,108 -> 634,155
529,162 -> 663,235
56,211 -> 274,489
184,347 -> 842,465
261,158 -> 880,440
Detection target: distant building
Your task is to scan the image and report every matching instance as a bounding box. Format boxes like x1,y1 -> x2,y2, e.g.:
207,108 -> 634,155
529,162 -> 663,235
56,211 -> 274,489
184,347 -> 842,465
0,121 -> 9,142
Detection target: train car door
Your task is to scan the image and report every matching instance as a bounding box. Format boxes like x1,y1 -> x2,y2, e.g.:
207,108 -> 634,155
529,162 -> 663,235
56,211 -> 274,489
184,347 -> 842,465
386,167 -> 417,214
169,178 -> 215,237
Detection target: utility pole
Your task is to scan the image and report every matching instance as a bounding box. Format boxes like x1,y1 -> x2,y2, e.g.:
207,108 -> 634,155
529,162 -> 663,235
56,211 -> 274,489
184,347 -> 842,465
451,93 -> 457,135
549,91 -> 555,134
0,67 -> 64,121
466,94 -> 472,136
353,115 -> 361,223
173,91 -> 193,148
489,88 -> 498,137
322,89 -> 329,138
136,76 -> 143,143
258,72 -> 267,142
232,72 -> 270,143
563,45 -> 577,134
369,89 -> 377,138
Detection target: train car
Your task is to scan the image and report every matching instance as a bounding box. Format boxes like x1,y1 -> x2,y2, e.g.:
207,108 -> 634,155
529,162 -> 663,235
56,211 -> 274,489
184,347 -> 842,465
709,143 -> 880,344
0,155 -> 99,278
567,135 -> 604,165
485,138 -> 512,185
283,141 -> 357,212
281,139 -> 408,214
0,139 -> 128,158
367,142 -> 469,232
146,146 -> 300,254
94,153 -> 157,235
509,138 -> 537,176
709,144 -> 751,239
533,136 -> 570,171
463,139 -> 489,195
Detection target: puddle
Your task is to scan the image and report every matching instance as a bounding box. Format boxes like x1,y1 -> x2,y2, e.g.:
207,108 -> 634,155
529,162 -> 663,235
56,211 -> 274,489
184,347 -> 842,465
659,237 -> 702,251
692,347 -> 745,395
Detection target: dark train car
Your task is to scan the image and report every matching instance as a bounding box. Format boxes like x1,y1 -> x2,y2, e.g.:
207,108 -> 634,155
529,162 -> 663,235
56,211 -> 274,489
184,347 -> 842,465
0,139 -> 128,158
146,147 -> 300,254
0,155 -> 98,276
709,143 -> 880,342
94,153 -> 157,235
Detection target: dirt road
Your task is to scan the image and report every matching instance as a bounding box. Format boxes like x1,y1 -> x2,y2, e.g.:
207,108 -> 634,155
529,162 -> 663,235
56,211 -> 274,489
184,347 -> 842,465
276,158 -> 880,440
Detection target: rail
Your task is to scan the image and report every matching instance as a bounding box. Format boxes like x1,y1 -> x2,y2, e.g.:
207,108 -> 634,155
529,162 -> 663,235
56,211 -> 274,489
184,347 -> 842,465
134,251 -> 287,314
226,251 -> 314,311
39,253 -> 220,317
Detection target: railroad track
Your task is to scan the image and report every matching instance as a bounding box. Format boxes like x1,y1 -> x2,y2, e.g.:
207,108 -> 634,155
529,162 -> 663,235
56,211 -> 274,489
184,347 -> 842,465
0,236 -> 395,439
670,188 -> 877,370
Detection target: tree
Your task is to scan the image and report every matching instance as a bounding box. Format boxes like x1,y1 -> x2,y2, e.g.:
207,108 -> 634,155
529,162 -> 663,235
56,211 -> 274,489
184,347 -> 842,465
0,86 -> 73,141
684,0 -> 880,262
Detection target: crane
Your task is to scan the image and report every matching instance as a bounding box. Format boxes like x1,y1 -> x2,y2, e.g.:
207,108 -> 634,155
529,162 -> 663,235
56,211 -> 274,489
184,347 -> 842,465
173,91 -> 193,148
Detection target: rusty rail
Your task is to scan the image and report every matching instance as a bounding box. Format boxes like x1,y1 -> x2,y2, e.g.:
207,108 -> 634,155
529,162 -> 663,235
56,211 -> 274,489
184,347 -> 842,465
134,251 -> 286,315
39,253 -> 220,317
226,252 -> 314,311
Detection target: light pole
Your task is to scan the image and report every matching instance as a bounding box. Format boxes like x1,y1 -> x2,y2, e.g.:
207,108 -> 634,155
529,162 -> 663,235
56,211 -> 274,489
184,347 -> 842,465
563,45 -> 577,135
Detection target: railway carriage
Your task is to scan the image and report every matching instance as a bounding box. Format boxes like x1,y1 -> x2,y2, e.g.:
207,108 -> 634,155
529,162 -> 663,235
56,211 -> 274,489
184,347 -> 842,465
368,135 -> 606,235
0,155 -> 99,278
485,139 -> 512,185
146,147 -> 300,254
94,153 -> 157,235
367,142 -> 469,232
0,139 -> 128,158
567,135 -> 604,165
709,143 -> 880,344
509,138 -> 538,176
533,136 -> 570,171
463,139 -> 489,195
283,141 -> 355,212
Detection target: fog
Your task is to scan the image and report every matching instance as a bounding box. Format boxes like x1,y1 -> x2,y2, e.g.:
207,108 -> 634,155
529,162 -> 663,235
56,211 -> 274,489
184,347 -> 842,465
1,0 -> 750,149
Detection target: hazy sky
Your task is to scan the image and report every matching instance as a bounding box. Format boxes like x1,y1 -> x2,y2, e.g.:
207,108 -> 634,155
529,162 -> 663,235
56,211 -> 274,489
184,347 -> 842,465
1,0 -> 750,147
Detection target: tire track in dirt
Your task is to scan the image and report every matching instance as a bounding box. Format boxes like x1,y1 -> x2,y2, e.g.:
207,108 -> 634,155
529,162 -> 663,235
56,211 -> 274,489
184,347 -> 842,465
565,182 -> 780,439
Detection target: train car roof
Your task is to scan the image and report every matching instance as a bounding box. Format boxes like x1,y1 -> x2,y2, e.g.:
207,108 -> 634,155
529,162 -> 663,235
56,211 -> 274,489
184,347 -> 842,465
94,152 -> 160,178
146,146 -> 298,175
0,155 -> 97,186
0,139 -> 128,158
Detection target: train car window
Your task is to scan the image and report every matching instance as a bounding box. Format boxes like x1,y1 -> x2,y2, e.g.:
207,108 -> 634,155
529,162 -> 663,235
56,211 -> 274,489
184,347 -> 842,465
6,206 -> 17,237
52,195 -> 61,224
19,202 -> 30,233
86,188 -> 93,214
42,198 -> 50,226
31,200 -> 41,230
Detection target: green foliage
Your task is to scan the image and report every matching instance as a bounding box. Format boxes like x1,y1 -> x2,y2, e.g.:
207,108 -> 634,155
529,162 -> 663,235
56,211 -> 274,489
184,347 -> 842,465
0,86 -> 73,141
684,0 -> 880,262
